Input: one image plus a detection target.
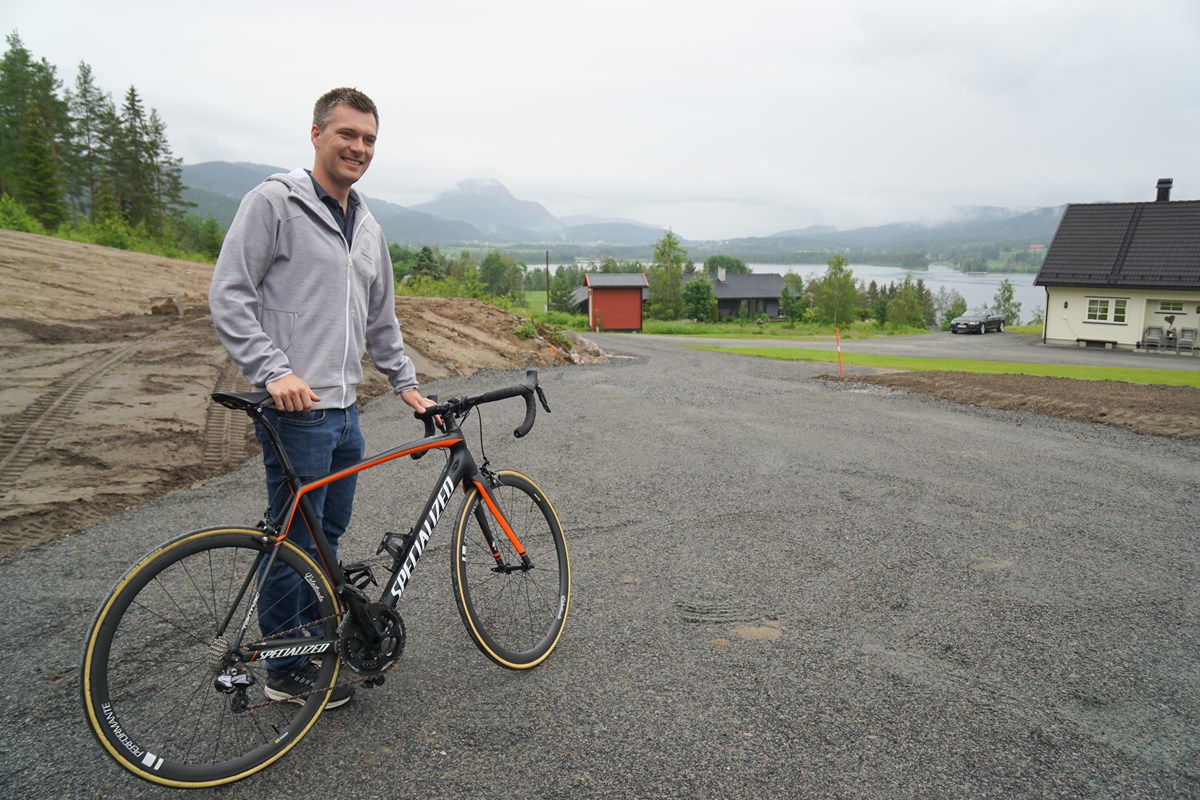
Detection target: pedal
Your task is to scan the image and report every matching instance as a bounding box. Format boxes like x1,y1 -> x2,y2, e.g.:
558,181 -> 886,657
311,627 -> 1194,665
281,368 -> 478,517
341,561 -> 378,590
376,531 -> 415,563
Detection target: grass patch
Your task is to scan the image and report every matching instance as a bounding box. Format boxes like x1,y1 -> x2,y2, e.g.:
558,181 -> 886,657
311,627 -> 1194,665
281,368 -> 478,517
695,346 -> 1200,387
522,291 -> 548,315
641,318 -> 928,339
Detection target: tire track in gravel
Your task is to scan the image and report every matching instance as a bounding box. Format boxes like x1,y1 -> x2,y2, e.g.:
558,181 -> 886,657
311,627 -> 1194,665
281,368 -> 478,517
0,328 -> 173,490
0,328 -> 174,556
201,358 -> 254,473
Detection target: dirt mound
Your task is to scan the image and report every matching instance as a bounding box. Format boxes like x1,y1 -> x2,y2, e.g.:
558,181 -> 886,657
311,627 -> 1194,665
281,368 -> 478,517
820,372 -> 1200,439
0,230 -> 601,558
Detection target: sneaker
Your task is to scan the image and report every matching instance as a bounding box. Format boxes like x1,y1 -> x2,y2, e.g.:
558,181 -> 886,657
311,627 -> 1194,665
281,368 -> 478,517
264,661 -> 354,709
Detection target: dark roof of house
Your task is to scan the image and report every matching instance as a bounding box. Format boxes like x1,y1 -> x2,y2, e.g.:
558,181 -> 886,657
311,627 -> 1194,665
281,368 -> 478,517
584,273 -> 648,288
1034,199 -> 1200,290
709,272 -> 786,300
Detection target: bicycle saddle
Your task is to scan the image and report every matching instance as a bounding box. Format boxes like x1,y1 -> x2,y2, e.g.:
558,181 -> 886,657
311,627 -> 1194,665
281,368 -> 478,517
211,391 -> 273,411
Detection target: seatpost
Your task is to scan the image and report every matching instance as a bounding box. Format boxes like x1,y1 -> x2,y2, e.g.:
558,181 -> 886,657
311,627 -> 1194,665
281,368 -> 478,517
247,406 -> 304,489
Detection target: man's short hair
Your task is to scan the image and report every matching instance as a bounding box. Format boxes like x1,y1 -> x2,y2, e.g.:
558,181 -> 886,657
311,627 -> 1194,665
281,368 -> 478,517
313,87 -> 379,131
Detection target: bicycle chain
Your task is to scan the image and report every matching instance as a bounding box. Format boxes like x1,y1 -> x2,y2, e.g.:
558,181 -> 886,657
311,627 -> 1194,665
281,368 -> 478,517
233,612 -> 396,712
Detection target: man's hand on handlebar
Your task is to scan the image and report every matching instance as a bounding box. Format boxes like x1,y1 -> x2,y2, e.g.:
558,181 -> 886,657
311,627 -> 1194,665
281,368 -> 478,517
401,388 -> 442,427
400,388 -> 438,414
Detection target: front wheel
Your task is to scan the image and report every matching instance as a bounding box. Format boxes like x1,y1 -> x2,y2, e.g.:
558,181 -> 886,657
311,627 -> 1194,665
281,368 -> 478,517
81,528 -> 341,787
452,471 -> 570,669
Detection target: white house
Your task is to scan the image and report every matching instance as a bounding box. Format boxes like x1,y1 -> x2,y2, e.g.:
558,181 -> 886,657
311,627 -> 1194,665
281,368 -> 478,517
1035,179 -> 1200,352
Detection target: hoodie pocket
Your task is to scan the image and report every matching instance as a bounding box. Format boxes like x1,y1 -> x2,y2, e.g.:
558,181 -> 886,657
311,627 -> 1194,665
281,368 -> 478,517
261,308 -> 297,352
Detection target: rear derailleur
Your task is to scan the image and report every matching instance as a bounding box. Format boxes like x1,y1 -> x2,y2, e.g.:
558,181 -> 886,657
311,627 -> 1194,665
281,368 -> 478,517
212,651 -> 255,713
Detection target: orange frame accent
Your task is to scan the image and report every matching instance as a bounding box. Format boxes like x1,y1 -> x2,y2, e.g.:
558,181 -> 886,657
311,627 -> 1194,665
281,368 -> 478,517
473,480 -> 528,557
276,437 -> 462,545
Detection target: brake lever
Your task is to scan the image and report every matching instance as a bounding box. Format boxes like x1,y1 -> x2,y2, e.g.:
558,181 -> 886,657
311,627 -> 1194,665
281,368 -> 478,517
413,395 -> 441,458
535,385 -> 551,413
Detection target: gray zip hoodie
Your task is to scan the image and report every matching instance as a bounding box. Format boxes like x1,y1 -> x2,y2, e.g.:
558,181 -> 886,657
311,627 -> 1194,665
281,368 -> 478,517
209,169 -> 417,408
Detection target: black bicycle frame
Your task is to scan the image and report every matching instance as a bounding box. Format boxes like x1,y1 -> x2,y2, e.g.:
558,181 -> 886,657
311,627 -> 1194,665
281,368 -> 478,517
233,402 -> 526,663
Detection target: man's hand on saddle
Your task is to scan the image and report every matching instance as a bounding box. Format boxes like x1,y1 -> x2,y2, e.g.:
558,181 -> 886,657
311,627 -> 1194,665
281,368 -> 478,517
266,374 -> 321,412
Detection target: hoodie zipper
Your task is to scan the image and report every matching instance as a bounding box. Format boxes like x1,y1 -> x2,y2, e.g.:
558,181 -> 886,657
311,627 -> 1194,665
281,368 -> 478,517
339,210 -> 373,405
340,244 -> 353,405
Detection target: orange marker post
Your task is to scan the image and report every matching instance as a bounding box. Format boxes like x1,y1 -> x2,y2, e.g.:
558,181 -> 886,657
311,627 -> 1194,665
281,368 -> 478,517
835,325 -> 844,376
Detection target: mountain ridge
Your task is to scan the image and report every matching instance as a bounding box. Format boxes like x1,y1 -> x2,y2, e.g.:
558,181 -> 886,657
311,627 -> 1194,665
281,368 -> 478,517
181,161 -> 1063,255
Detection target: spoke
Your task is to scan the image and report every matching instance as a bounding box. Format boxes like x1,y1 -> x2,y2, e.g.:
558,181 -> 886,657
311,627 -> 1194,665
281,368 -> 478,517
132,584 -> 216,648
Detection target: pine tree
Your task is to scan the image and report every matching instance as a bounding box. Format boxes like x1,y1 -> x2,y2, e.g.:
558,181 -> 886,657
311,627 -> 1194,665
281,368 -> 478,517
15,103 -> 66,228
64,61 -> 115,221
0,32 -> 34,197
147,108 -> 190,238
114,85 -> 154,229
548,266 -> 576,313
0,32 -> 69,211
199,216 -> 223,259
92,96 -> 125,221
412,245 -> 443,278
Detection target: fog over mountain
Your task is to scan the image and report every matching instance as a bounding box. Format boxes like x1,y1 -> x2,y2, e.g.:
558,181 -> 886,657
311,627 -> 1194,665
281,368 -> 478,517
411,179 -> 563,237
181,162 -> 1063,256
10,3 -> 1197,241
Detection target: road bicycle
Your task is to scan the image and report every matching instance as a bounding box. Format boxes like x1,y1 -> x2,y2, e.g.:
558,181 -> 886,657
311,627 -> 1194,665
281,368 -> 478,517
80,368 -> 570,788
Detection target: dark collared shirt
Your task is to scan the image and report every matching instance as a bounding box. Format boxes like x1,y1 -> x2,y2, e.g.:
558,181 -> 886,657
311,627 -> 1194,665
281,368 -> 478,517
308,170 -> 359,248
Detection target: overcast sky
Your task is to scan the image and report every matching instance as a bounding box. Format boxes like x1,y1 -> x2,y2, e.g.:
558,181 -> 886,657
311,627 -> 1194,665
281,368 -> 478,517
8,1 -> 1200,239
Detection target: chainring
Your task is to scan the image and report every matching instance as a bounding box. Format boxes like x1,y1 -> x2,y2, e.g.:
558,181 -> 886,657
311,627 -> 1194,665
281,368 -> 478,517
338,602 -> 406,675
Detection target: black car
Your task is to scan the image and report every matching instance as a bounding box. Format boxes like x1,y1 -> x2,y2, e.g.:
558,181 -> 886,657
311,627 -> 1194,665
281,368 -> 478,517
950,308 -> 1005,334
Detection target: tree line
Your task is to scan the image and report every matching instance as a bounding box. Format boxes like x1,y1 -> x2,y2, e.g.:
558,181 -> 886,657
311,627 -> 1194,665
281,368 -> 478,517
0,32 -> 219,258
536,231 -> 1024,329
282,228 -> 1029,331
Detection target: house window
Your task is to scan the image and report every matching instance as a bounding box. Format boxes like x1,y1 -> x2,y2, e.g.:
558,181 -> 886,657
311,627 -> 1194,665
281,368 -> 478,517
1087,299 -> 1109,321
1159,301 -> 1184,313
1085,297 -> 1128,324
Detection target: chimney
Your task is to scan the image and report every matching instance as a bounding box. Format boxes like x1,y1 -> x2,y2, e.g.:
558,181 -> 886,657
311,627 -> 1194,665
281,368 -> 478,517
717,266 -> 727,283
1156,178 -> 1173,202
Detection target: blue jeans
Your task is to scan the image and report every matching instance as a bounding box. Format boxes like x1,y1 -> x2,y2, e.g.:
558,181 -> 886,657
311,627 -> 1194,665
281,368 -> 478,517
254,405 -> 364,675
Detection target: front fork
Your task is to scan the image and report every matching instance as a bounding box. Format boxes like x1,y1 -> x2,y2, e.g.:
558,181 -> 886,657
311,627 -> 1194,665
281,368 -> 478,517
472,468 -> 533,573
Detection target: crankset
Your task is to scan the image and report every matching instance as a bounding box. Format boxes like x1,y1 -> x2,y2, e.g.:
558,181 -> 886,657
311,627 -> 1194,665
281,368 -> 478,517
338,602 -> 406,677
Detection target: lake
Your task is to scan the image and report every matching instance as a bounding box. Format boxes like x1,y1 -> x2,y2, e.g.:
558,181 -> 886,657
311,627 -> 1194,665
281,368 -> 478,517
544,261 -> 1046,322
751,262 -> 1045,320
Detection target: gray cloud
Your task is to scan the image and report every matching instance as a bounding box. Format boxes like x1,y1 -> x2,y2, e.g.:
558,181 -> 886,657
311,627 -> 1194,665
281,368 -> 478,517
8,0 -> 1199,239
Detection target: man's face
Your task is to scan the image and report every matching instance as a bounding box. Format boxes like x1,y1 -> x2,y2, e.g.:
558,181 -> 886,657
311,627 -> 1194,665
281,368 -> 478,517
311,104 -> 377,192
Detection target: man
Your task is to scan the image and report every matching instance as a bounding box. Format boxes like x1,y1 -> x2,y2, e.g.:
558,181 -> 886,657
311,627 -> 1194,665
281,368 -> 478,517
210,87 -> 433,708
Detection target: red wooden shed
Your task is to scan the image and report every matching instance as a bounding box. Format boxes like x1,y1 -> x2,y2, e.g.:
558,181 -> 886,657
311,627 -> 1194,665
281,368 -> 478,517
583,273 -> 648,331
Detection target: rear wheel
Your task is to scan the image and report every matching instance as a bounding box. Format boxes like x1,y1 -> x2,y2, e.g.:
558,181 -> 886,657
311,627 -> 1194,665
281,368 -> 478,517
81,528 -> 340,787
999,321 -> 1005,333
452,471 -> 570,669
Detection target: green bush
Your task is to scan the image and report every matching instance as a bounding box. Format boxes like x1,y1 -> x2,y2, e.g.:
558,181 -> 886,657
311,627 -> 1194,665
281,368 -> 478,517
0,195 -> 47,234
397,274 -> 494,303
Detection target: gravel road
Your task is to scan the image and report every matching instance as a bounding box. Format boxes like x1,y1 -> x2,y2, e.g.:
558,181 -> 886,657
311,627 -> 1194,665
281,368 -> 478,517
3,336 -> 1198,799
